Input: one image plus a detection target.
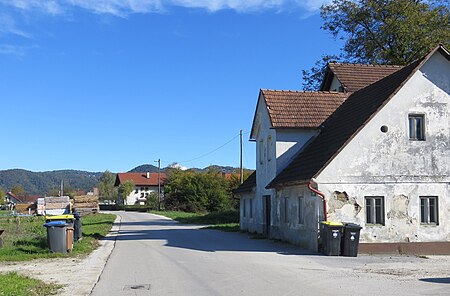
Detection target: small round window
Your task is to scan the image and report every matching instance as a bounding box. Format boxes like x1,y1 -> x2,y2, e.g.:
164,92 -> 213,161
380,125 -> 388,133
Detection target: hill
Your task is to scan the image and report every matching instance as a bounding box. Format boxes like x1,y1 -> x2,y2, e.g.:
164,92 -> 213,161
0,169 -> 103,196
0,164 -> 254,196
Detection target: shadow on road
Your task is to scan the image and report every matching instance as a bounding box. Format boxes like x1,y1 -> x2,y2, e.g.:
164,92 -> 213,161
102,218 -> 317,256
419,277 -> 450,284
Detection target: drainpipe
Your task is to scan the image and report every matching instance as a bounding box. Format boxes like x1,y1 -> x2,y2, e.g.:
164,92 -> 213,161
307,181 -> 327,222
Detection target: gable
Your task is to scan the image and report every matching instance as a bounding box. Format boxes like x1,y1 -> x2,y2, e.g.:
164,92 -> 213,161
269,45 -> 449,188
317,51 -> 450,183
321,63 -> 403,92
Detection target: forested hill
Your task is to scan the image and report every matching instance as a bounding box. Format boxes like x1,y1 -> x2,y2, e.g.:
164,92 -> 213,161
0,165 -> 254,195
0,169 -> 102,195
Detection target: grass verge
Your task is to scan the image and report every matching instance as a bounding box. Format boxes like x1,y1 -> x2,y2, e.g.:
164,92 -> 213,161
151,210 -> 240,232
0,271 -> 61,296
0,213 -> 116,261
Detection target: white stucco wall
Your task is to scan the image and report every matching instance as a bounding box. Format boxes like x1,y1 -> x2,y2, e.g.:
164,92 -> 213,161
315,51 -> 450,243
247,93 -> 321,236
124,185 -> 162,205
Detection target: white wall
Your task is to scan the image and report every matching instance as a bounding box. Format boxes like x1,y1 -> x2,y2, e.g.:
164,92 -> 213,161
316,51 -> 450,243
125,185 -> 161,205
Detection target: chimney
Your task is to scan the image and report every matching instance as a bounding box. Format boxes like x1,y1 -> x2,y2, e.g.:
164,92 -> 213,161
146,172 -> 150,179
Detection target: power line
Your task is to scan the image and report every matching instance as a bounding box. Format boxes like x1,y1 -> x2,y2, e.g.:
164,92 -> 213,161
163,131 -> 250,165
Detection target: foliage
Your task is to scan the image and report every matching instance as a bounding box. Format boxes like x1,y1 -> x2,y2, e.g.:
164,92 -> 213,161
0,213 -> 115,261
98,171 -> 118,202
0,272 -> 61,296
118,180 -> 134,205
302,0 -> 450,89
164,169 -> 234,212
11,185 -> 25,196
301,54 -> 341,91
0,187 -> 5,205
145,192 -> 159,210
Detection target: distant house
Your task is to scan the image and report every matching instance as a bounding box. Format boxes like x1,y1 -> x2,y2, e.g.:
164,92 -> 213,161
236,45 -> 450,254
6,192 -> 43,213
114,172 -> 167,205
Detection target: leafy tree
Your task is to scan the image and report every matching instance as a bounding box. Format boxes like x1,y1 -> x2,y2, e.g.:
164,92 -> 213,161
98,171 -> 118,202
0,187 -> 6,205
145,192 -> 159,210
11,185 -> 25,196
164,169 -> 232,212
118,180 -> 134,205
303,0 -> 450,90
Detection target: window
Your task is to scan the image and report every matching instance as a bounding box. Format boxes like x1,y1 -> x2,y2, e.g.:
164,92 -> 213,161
259,140 -> 264,164
298,196 -> 304,225
409,114 -> 425,141
420,196 -> 438,224
135,188 -> 139,194
243,199 -> 246,217
140,187 -> 144,191
250,198 -> 253,218
284,197 -> 289,223
145,187 -> 149,191
365,196 -> 385,225
267,136 -> 272,161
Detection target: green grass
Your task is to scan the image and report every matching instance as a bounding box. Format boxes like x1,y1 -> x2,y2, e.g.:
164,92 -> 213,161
151,209 -> 239,225
203,223 -> 240,232
0,271 -> 61,296
151,210 -> 240,232
0,213 -> 116,261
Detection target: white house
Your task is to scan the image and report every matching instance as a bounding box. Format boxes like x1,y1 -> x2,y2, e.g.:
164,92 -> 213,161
237,45 -> 450,254
115,172 -> 166,205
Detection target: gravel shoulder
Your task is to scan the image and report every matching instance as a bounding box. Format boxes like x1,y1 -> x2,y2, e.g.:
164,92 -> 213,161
0,214 -> 120,296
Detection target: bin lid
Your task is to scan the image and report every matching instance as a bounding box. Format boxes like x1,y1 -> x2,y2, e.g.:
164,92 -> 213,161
44,221 -> 67,227
344,223 -> 362,229
321,221 -> 344,226
45,214 -> 74,220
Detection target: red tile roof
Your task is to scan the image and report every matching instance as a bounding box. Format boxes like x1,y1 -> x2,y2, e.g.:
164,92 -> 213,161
321,63 -> 404,92
7,192 -> 43,204
257,90 -> 348,130
115,172 -> 167,187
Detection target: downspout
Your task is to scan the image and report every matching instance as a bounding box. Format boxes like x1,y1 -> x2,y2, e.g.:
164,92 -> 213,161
307,181 -> 327,222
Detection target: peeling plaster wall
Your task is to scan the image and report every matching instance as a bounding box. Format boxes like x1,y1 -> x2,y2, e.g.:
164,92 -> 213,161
315,52 -> 450,243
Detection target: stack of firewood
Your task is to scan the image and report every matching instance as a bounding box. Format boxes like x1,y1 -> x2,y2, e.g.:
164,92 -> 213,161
73,195 -> 99,216
45,196 -> 70,215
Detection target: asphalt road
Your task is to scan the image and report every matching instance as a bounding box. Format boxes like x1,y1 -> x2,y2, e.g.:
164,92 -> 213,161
91,211 -> 450,296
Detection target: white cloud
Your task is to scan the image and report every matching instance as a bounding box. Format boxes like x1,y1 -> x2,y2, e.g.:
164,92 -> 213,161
0,44 -> 29,56
0,13 -> 31,38
0,0 -> 332,16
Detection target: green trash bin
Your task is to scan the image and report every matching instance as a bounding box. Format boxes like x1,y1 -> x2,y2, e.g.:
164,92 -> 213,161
320,221 -> 343,256
341,223 -> 362,257
44,221 -> 68,253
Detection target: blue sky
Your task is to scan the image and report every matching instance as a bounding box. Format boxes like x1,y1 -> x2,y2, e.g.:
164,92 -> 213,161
0,0 -> 342,173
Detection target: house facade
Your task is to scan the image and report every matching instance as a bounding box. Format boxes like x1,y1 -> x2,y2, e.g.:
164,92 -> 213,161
237,45 -> 450,254
115,172 -> 166,205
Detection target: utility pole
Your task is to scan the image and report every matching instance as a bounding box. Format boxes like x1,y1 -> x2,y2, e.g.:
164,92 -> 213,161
154,159 -> 161,211
240,129 -> 244,184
